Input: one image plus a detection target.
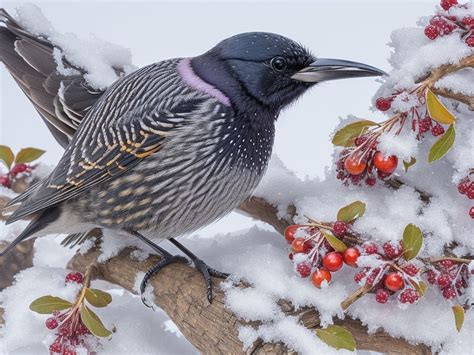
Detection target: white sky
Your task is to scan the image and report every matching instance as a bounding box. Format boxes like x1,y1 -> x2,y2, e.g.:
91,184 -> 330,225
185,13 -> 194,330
0,0 -> 436,236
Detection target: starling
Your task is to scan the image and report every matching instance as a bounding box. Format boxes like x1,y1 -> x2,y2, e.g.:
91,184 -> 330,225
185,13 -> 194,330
0,9 -> 385,302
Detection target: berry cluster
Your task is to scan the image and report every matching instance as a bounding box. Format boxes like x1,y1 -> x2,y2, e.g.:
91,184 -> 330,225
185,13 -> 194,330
423,1 -> 474,46
0,163 -> 31,188
285,223 -> 360,288
425,259 -> 471,300
336,144 -> 398,186
457,174 -> 474,219
354,242 -> 422,304
46,272 -> 94,355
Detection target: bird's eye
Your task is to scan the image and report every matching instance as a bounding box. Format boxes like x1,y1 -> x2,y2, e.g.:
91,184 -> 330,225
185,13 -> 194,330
270,57 -> 287,72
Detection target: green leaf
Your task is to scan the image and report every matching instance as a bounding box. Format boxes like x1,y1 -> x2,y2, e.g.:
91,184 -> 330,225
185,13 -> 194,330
402,224 -> 423,261
426,89 -> 456,125
15,147 -> 45,164
332,120 -> 378,147
316,325 -> 356,351
0,145 -> 14,169
403,157 -> 416,172
29,296 -> 72,314
452,304 -> 464,332
85,288 -> 112,308
80,305 -> 112,337
321,230 -> 347,252
428,124 -> 455,163
337,201 -> 366,222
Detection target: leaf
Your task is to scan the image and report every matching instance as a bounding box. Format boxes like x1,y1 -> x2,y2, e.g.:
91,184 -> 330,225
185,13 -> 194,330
426,89 -> 456,125
15,147 -> 45,164
332,120 -> 378,147
85,288 -> 112,308
403,157 -> 416,172
80,305 -> 112,337
321,230 -> 348,252
402,224 -> 423,261
428,124 -> 455,163
0,145 -> 14,169
337,201 -> 366,222
29,296 -> 72,314
316,325 -> 356,351
452,304 -> 465,332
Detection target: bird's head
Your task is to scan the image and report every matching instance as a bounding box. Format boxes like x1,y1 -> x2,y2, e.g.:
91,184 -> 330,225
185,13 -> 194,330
191,32 -> 385,113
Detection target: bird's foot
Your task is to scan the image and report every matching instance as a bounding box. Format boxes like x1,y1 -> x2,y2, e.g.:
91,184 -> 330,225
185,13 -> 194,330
192,258 -> 229,304
140,254 -> 189,307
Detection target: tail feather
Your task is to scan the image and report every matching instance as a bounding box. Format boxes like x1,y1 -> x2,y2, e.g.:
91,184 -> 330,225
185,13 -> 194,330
0,207 -> 60,257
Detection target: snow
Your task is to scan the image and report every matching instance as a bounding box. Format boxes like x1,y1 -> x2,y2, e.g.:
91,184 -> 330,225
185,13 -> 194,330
14,4 -> 136,90
1,1 -> 474,354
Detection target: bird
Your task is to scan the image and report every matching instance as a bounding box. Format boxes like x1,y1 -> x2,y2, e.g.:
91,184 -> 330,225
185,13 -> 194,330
0,8 -> 385,303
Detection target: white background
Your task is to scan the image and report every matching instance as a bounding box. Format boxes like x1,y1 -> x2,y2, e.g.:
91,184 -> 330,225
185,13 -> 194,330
0,0 -> 437,236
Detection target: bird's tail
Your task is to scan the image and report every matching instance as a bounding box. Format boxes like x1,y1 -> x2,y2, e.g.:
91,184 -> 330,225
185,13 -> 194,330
0,207 -> 60,257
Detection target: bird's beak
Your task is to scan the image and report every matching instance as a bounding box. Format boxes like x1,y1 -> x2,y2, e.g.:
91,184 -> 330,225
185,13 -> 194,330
291,58 -> 387,83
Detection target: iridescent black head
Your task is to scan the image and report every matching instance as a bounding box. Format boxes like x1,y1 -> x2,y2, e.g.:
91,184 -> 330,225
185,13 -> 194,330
191,32 -> 385,113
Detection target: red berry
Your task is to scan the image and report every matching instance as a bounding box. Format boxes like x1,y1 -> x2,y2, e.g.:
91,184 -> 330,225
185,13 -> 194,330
333,221 -> 349,237
0,175 -> 10,188
63,347 -> 77,355
296,262 -> 312,278
470,206 -> 474,219
467,184 -> 474,199
10,163 -> 29,177
440,0 -> 458,11
366,267 -> 382,286
462,16 -> 474,28
373,152 -> 398,174
344,156 -> 367,176
375,288 -> 390,304
375,97 -> 392,111
288,253 -> 294,260
424,25 -> 439,40
343,248 -> 360,267
402,264 -> 419,276
419,117 -> 432,133
426,270 -> 438,284
431,123 -> 445,136
322,252 -> 344,272
442,286 -> 457,299
383,242 -> 403,259
354,270 -> 367,284
458,178 -> 470,194
49,342 -> 62,354
365,176 -> 376,187
364,243 -> 379,255
311,268 -> 332,288
466,36 -> 474,47
303,240 -> 315,253
399,288 -> 419,304
291,238 -> 306,253
65,271 -> 83,284
384,272 -> 404,291
437,273 -> 452,289
284,225 -> 301,244
439,259 -> 455,269
45,317 -> 59,330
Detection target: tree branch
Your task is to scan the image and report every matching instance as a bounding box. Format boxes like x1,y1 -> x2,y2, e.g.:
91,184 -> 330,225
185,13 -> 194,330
68,242 -> 430,354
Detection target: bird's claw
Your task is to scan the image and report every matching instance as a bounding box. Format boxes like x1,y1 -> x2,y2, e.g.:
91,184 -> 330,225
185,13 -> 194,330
193,259 -> 229,304
140,254 -> 189,308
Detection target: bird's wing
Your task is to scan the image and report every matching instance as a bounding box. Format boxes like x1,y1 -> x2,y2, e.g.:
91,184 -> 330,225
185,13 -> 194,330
6,105 -> 187,223
0,8 -> 124,148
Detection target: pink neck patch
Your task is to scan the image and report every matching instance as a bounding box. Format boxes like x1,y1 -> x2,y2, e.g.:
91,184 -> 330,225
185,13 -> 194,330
177,58 -> 231,106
